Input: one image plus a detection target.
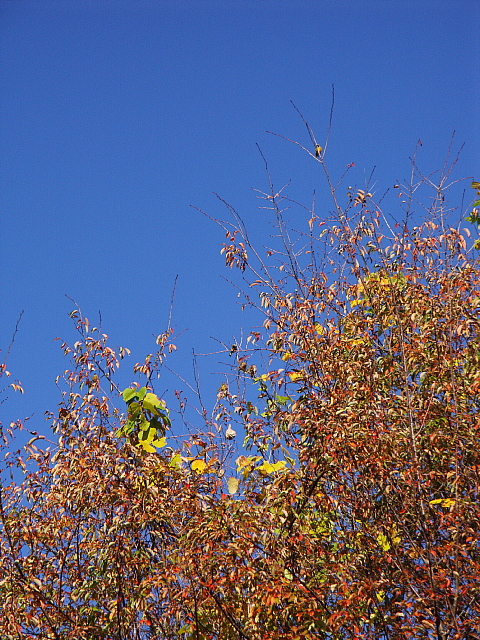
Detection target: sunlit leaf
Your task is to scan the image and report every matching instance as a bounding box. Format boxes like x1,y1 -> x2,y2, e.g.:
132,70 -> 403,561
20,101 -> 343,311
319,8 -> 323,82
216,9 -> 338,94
122,387 -> 138,403
191,459 -> 207,474
377,532 -> 391,552
289,371 -> 305,382
257,459 -> 287,474
170,453 -> 183,469
136,387 -> 147,400
139,440 -> 158,453
143,392 -> 164,414
227,477 -> 240,495
429,498 -> 456,508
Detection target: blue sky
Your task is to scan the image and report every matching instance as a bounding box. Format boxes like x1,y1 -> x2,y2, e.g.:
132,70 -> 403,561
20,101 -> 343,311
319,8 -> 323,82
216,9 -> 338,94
1,0 -> 478,442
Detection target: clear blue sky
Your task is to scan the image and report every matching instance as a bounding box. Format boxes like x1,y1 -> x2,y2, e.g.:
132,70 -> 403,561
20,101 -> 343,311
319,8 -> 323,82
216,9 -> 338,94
1,0 -> 478,441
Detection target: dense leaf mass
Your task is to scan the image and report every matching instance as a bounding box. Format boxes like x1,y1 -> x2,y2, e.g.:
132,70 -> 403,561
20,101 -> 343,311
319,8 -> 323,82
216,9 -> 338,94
1,144 -> 479,639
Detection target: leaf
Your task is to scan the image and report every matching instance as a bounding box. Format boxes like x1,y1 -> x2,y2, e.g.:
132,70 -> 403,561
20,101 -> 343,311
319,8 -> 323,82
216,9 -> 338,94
139,440 -> 159,453
143,392 -> 164,415
350,298 -> 365,308
136,387 -> 147,401
128,401 -> 141,418
284,568 -> 293,581
170,453 -> 183,469
236,455 -> 261,470
191,459 -> 207,474
377,532 -> 391,552
227,477 -> 240,495
429,498 -> 456,509
257,460 -> 287,474
123,387 -> 139,403
289,371 -> 305,382
150,415 -> 167,436
257,461 -> 274,474
225,425 -> 236,439
138,428 -> 166,452
246,401 -> 258,415
138,416 -> 151,431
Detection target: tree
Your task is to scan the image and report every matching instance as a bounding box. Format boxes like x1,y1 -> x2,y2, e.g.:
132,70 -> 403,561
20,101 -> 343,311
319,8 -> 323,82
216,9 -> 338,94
1,117 -> 479,639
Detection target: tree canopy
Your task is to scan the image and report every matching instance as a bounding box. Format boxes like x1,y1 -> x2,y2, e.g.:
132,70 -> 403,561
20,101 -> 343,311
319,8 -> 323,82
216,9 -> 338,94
1,129 -> 479,640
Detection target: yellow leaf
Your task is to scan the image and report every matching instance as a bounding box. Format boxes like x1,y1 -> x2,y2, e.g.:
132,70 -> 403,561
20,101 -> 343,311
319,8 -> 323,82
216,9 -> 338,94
282,351 -> 292,362
151,437 -> 167,449
350,298 -> 364,308
138,428 -> 166,452
236,455 -> 261,470
191,459 -> 207,474
139,441 -> 157,453
227,477 -> 240,495
377,532 -> 391,552
257,460 -> 274,474
289,371 -> 305,382
143,392 -> 165,414
429,498 -> 456,508
256,460 -> 287,474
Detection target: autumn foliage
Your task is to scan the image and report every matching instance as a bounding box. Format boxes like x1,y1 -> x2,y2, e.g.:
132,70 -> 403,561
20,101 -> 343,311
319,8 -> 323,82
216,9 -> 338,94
1,131 -> 479,639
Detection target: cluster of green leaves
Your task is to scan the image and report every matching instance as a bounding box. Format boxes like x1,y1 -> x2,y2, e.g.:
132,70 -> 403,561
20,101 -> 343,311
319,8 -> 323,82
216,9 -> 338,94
466,180 -> 480,245
116,386 -> 171,452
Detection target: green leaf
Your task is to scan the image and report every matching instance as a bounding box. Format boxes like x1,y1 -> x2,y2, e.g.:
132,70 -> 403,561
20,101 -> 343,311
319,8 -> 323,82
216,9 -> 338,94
143,392 -> 164,415
466,212 -> 480,225
139,427 -> 153,442
138,416 -> 151,431
247,401 -> 259,415
150,416 -> 166,436
123,387 -> 139,404
128,401 -> 141,418
170,453 -> 183,469
123,420 -> 135,434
